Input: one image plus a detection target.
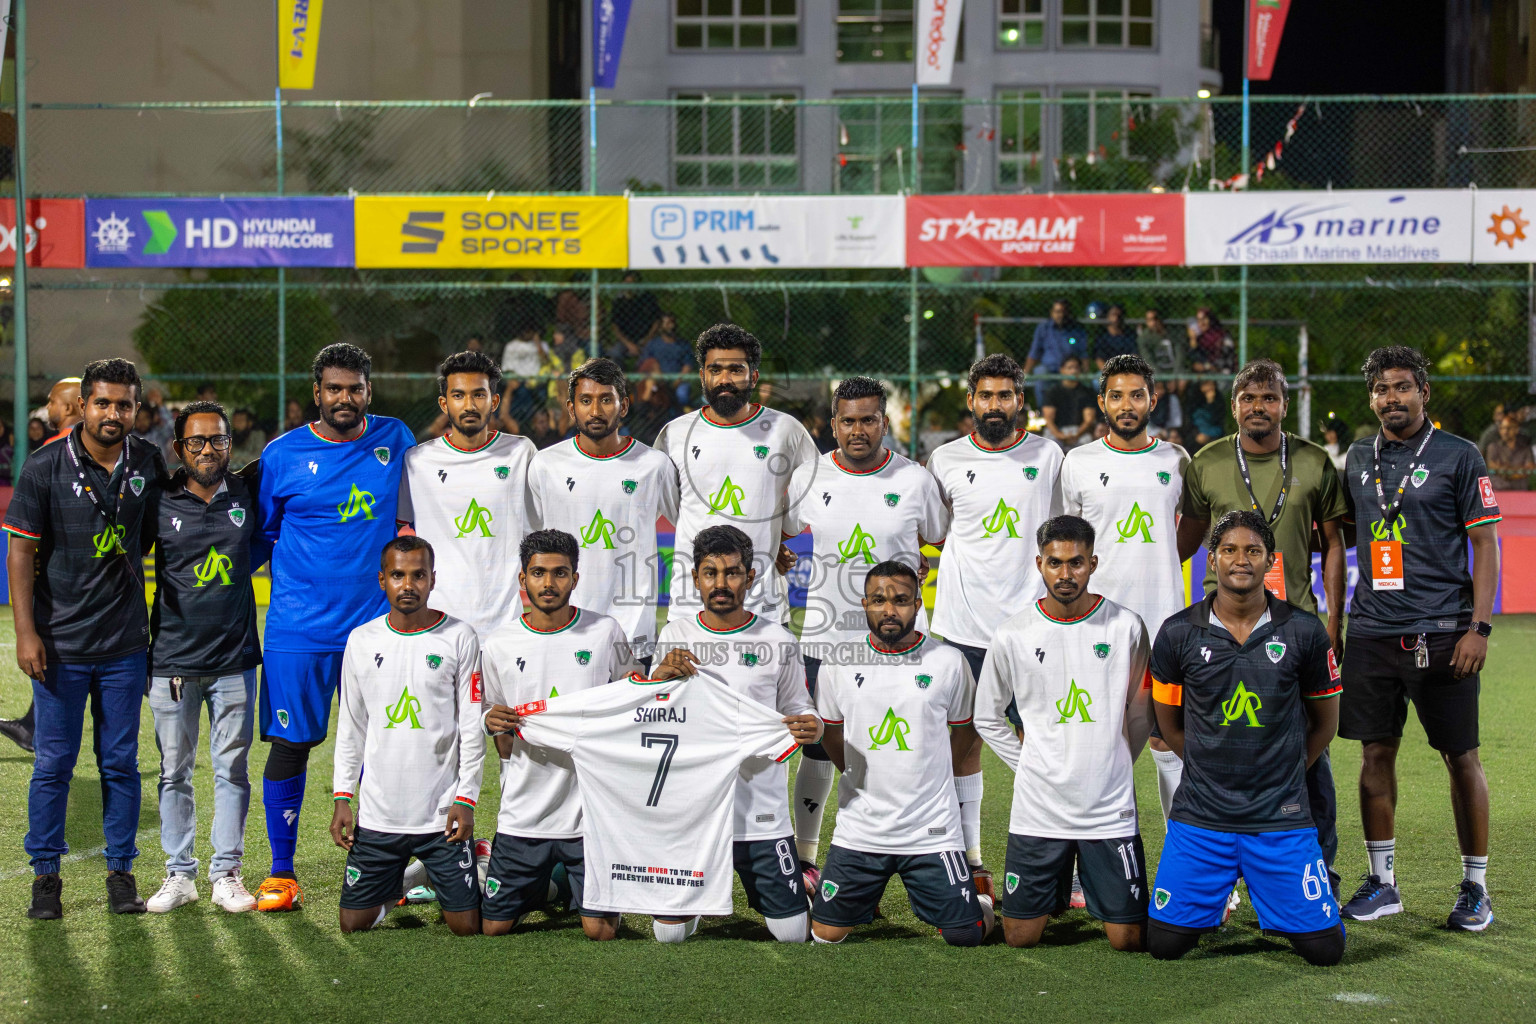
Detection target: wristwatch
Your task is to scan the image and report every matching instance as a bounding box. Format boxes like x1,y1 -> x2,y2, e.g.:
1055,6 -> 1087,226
1470,621 -> 1492,638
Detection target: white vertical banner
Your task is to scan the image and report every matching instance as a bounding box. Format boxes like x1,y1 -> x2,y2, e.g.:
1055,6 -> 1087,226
915,0 -> 963,86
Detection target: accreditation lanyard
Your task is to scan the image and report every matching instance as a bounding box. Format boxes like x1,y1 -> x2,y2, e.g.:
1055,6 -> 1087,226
1234,433 -> 1291,525
1372,424 -> 1435,526
64,430 -> 132,542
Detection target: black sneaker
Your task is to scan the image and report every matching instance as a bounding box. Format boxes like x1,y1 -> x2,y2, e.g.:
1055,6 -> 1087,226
27,873 -> 62,919
1447,879 -> 1493,932
1340,874 -> 1403,921
105,871 -> 146,914
0,705 -> 34,754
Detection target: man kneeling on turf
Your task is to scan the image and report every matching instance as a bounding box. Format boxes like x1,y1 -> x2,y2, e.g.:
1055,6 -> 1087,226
975,514 -> 1153,951
330,537 -> 484,936
1147,510 -> 1345,965
809,560 -> 994,946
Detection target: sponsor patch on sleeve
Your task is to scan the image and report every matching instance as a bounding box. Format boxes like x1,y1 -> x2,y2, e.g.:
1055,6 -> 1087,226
1327,648 -> 1341,682
512,699 -> 547,716
470,671 -> 483,703
1479,476 -> 1497,508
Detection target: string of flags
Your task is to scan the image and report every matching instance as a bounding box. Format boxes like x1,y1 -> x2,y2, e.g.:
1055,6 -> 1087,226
1210,103 -> 1309,191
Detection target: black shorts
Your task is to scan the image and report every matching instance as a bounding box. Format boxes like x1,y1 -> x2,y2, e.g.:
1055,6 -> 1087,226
1339,632 -> 1479,752
736,837 -> 807,920
941,638 -> 1020,729
479,833 -> 588,922
1001,832 -> 1148,925
341,827 -> 480,913
810,845 -> 983,930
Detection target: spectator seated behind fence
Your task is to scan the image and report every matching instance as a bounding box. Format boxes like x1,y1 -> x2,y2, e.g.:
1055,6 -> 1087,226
1093,304 -> 1139,368
1186,378 -> 1227,447
228,408 -> 266,471
607,271 -> 662,365
1023,299 -> 1089,409
638,311 -> 694,375
627,375 -> 683,447
1482,413 -> 1535,491
1041,355 -> 1096,450
1320,416 -> 1350,472
1138,307 -> 1187,384
1148,379 -> 1183,438
1477,400 -> 1533,452
1189,307 -> 1236,374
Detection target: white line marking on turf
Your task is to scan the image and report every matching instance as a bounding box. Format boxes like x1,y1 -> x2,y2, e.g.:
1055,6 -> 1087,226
0,828 -> 159,882
1333,993 -> 1390,1005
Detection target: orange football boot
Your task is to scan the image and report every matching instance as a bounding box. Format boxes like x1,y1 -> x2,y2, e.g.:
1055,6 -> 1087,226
254,876 -> 303,912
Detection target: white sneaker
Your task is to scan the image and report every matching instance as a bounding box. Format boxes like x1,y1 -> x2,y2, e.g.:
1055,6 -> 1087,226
146,873 -> 199,913
211,874 -> 257,913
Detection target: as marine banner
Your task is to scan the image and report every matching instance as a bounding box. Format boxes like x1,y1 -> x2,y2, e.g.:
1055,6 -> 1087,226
354,196 -> 627,268
628,196 -> 904,270
1184,190 -> 1473,265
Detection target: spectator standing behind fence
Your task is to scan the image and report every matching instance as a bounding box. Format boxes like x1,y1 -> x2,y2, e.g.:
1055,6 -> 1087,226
1478,401 -> 1531,452
626,377 -> 683,446
1148,380 -> 1183,438
1189,308 -> 1236,374
639,312 -> 694,374
1138,307 -> 1188,385
1321,416 -> 1351,472
228,408 -> 266,471
1483,414 -> 1535,490
1041,355 -> 1096,450
1023,299 -> 1089,410
1093,304 -> 1139,368
1186,378 -> 1227,446
280,399 -> 306,436
608,271 -> 662,365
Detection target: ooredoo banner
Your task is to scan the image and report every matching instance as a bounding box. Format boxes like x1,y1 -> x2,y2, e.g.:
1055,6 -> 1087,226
354,196 -> 627,268
906,193 -> 1183,266
0,199 -> 85,268
85,198 -> 353,267
628,196 -> 904,270
1184,190 -> 1473,265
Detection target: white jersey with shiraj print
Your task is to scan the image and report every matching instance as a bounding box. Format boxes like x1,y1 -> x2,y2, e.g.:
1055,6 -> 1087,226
655,612 -> 813,841
927,431 -> 1065,648
974,596 -> 1151,840
479,608 -> 637,839
528,436 -> 680,651
654,404 -> 818,618
397,431 -> 536,637
1059,437 -> 1190,642
332,612 -> 485,834
782,449 -> 950,651
816,634 -> 974,855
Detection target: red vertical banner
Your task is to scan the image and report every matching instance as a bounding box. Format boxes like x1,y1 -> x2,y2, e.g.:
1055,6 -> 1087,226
1247,0 -> 1292,80
0,199 -> 85,268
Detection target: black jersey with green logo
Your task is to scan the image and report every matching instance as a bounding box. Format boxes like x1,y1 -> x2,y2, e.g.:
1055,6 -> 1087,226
1149,593 -> 1340,833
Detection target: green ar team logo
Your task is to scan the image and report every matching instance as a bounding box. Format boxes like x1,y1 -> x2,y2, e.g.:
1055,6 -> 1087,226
982,498 -> 1020,538
345,865 -> 361,887
1370,514 -> 1408,544
575,650 -> 592,665
337,484 -> 377,522
91,524 -> 127,558
1024,466 -> 1039,480
1220,681 -> 1264,727
868,708 -> 912,751
385,685 -> 424,729
753,445 -> 769,460
1055,680 -> 1094,723
741,651 -> 761,667
454,498 -> 495,538
425,654 -> 443,670
883,493 -> 901,508
580,509 -> 617,549
915,674 -> 932,689
1154,887 -> 1171,910
708,476 -> 746,517
1115,502 -> 1155,543
622,479 -> 638,494
1157,471 -> 1171,485
193,546 -> 234,587
838,524 -> 878,564
493,465 -> 510,480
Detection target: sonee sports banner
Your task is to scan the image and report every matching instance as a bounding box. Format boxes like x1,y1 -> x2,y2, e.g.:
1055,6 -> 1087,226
354,196 -> 627,268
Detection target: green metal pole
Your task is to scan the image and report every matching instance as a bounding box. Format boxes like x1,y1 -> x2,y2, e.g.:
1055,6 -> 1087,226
908,88 -> 920,458
11,0 -> 28,482
588,87 -> 599,358
274,3 -> 286,428
1238,4 -> 1250,369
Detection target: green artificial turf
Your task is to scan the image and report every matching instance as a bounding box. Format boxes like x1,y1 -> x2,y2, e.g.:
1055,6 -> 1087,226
0,615 -> 1531,1024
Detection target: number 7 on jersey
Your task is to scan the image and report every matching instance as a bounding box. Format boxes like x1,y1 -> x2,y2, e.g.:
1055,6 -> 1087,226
642,733 -> 680,807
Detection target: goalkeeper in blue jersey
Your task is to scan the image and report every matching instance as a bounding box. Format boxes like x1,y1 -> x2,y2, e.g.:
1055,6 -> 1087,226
252,344 -> 416,912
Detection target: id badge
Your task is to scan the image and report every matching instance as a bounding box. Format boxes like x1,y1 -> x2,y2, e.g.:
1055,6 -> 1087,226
1371,540 -> 1405,590
1263,550 -> 1287,600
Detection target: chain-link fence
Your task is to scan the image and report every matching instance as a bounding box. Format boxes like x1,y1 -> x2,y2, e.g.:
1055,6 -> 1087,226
7,94 -> 1536,467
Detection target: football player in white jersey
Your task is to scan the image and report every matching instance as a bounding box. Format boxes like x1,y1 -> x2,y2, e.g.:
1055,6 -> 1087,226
781,376 -> 950,882
479,529 -> 635,938
1059,353 -> 1190,825
528,359 -> 680,663
397,350 -> 535,637
330,537 -> 484,936
809,560 -> 994,946
651,525 -> 822,943
654,324 -> 817,619
974,515 -> 1153,951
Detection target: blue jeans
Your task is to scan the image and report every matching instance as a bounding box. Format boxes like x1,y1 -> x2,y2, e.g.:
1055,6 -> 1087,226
149,671 -> 256,879
27,651 -> 148,875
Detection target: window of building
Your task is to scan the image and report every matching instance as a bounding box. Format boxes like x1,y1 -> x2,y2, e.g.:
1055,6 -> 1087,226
836,0 -> 915,62
835,94 -> 963,193
1060,88 -> 1154,161
1061,0 -> 1154,48
996,89 -> 1044,187
673,92 -> 800,190
674,0 -> 799,51
997,0 -> 1045,48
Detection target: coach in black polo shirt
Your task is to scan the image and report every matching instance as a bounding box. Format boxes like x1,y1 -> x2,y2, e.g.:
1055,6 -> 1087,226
4,358 -> 166,919
1338,346 -> 1500,933
139,401 -> 269,915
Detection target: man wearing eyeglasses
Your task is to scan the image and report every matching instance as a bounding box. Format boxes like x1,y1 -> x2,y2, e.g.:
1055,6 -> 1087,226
139,400 -> 271,914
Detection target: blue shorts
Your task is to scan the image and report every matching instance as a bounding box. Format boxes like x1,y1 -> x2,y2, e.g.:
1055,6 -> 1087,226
259,649 -> 345,744
1151,821 -> 1341,937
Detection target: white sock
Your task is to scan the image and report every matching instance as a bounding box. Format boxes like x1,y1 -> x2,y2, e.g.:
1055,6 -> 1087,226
1151,748 -> 1183,823
400,858 -> 428,898
1366,839 -> 1396,886
811,932 -> 844,944
370,904 -> 388,929
954,772 -> 983,866
1462,855 -> 1488,889
978,893 -> 995,939
652,916 -> 699,943
794,759 -> 836,864
766,912 -> 809,943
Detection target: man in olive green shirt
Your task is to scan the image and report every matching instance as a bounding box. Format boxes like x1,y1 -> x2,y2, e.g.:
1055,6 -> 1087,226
1174,358 -> 1348,886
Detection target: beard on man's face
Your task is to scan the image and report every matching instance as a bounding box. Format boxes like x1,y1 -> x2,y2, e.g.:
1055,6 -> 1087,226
975,410 -> 1016,444
707,383 -> 748,417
